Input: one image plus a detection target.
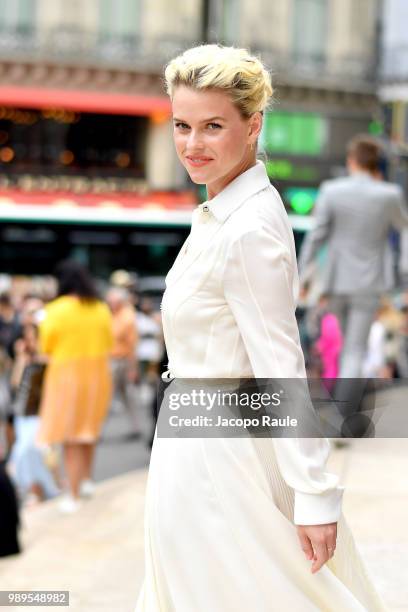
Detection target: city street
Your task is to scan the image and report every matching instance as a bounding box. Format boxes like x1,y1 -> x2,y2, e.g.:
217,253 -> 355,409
93,383 -> 154,482
0,429 -> 407,611
0,1 -> 407,611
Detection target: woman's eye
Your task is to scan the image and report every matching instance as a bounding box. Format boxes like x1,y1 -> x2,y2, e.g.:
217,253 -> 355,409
207,123 -> 222,130
174,122 -> 189,129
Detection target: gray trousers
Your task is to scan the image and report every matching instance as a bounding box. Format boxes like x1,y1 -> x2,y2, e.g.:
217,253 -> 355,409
328,294 -> 380,433
329,293 -> 380,378
110,357 -> 139,433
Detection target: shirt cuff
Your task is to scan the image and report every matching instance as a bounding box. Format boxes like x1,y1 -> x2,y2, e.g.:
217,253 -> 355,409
294,486 -> 345,526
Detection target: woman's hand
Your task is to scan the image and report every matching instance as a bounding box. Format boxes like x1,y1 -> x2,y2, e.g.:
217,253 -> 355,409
296,522 -> 337,574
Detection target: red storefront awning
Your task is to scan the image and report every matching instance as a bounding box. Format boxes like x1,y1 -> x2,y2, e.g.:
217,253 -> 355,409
0,85 -> 171,117
0,189 -> 196,226
0,189 -> 196,209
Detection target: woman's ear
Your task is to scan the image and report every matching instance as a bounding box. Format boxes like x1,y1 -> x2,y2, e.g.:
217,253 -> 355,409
248,111 -> 263,142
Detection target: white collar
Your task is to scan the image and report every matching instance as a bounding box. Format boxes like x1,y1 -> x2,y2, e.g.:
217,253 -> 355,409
197,160 -> 271,223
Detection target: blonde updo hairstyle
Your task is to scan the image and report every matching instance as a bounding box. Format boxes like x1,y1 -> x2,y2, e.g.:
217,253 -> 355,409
164,44 -> 273,119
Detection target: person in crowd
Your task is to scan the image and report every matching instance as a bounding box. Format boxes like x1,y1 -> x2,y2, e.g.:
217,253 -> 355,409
0,340 -> 20,556
362,298 -> 402,379
137,296 -> 165,447
313,294 -> 343,383
0,346 -> 13,455
136,296 -> 164,383
395,305 -> 408,378
37,260 -> 113,513
19,295 -> 45,327
8,323 -> 60,506
110,269 -> 139,294
106,286 -> 140,439
298,135 -> 408,379
295,281 -> 312,359
363,308 -> 389,379
0,459 -> 20,557
0,293 -> 22,360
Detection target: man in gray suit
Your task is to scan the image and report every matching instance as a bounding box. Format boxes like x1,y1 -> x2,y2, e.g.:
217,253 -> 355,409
298,135 -> 408,379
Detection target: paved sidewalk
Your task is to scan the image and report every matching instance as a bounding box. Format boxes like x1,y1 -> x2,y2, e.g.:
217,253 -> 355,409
0,439 -> 407,611
328,438 -> 408,612
0,471 -> 146,612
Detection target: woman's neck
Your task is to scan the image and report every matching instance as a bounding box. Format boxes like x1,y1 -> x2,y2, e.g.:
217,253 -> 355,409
206,155 -> 257,200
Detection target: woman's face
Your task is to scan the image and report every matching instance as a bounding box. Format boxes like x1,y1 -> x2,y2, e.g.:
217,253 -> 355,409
171,86 -> 261,198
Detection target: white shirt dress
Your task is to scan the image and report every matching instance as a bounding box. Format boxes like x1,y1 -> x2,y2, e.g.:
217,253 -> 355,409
135,161 -> 386,611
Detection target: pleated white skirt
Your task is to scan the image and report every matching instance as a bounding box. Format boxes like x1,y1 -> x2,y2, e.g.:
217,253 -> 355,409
135,432 -> 387,612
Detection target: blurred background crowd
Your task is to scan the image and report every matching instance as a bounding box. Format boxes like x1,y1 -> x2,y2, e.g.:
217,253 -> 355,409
0,252 -> 407,542
0,0 -> 408,560
0,262 -> 166,556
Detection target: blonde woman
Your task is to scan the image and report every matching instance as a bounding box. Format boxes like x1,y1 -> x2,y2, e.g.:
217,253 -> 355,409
135,45 -> 386,611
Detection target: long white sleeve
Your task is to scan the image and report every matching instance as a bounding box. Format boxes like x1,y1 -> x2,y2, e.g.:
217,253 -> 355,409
223,223 -> 344,525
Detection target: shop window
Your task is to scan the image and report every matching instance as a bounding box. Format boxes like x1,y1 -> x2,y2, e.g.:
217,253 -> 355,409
292,0 -> 328,67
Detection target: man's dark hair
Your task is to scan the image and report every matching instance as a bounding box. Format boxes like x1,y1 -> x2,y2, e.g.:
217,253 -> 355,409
347,134 -> 382,173
54,260 -> 99,301
0,293 -> 11,307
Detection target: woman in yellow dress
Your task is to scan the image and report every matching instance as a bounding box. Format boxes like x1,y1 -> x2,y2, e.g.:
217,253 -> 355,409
37,260 -> 113,513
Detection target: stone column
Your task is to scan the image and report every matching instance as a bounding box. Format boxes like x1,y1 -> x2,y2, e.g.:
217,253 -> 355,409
145,117 -> 186,190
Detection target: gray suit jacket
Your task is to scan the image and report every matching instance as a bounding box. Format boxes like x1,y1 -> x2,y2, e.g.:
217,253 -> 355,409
298,173 -> 408,294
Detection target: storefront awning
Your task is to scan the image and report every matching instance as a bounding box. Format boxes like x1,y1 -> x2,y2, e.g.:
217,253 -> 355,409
0,190 -> 196,226
0,85 -> 171,117
0,190 -> 313,231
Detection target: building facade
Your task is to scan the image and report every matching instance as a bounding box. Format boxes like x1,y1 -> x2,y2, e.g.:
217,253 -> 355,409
0,0 -> 383,275
379,0 -> 408,188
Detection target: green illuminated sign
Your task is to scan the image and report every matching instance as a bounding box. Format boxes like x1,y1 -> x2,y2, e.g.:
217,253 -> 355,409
368,120 -> 383,136
260,112 -> 327,156
266,159 -> 293,179
265,159 -> 318,181
284,187 -> 318,215
149,244 -> 167,258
